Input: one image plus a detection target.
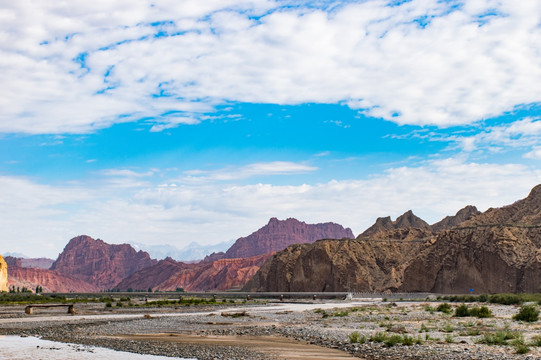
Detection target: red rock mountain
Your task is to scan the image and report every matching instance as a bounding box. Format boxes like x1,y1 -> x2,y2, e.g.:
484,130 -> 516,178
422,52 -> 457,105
223,217 -> 354,259
51,235 -> 157,290
116,253 -> 272,291
8,267 -> 99,293
117,217 -> 352,291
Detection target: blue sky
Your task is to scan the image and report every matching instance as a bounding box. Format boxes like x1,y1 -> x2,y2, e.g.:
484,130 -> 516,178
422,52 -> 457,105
2,0 -> 541,258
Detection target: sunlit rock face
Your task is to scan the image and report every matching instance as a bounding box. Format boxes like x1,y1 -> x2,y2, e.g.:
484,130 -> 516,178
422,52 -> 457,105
0,255 -> 8,292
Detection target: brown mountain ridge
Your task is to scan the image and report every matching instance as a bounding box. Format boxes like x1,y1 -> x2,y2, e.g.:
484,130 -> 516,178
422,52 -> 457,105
245,185 -> 541,294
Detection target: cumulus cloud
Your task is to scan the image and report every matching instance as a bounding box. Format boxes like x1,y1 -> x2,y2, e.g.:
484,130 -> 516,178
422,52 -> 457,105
2,158 -> 540,258
2,0 -> 541,133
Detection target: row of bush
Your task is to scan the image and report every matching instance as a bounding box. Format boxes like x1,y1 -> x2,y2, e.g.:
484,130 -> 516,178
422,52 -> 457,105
441,293 -> 541,305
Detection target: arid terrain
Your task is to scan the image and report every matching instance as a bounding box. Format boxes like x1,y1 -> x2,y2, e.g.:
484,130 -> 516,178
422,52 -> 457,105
2,294 -> 541,359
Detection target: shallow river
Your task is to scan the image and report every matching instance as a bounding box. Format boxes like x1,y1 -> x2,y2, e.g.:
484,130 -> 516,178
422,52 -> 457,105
0,336 -> 195,360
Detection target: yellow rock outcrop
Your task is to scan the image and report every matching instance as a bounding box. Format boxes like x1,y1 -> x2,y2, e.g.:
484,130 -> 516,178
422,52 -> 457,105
0,255 -> 8,292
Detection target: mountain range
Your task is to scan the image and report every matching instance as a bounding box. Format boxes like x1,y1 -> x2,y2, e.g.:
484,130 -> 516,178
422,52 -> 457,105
245,184 -> 541,294
4,184 -> 541,294
5,218 -> 353,292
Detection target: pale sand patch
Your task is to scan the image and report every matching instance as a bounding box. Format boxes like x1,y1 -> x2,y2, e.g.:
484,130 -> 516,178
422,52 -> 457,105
112,334 -> 359,360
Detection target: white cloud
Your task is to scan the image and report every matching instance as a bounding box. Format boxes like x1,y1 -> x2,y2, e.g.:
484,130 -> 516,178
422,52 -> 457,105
451,117 -> 541,153
1,158 -> 540,258
183,161 -> 318,181
524,147 -> 541,160
2,0 -> 541,133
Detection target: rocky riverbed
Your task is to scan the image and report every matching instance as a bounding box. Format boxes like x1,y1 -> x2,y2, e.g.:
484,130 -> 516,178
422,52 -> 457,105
1,298 -> 541,359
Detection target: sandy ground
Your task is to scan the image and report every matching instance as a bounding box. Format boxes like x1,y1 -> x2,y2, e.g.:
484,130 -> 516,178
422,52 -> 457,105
116,334 -> 357,359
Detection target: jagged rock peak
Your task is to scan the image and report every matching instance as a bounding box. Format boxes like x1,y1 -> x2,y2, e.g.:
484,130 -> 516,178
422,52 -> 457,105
361,210 -> 430,237
223,217 -> 354,259
51,235 -> 157,290
431,205 -> 481,232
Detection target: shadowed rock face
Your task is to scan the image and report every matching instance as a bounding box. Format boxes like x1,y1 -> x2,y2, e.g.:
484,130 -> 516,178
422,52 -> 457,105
401,185 -> 541,294
223,218 -> 354,259
244,228 -> 432,292
0,255 -> 8,292
51,235 -> 157,290
401,226 -> 541,293
247,184 -> 541,294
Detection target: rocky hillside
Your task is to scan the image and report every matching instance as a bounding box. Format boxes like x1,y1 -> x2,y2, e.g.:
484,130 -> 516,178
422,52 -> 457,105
244,228 -> 431,292
51,235 -> 157,290
402,185 -> 541,293
8,267 -> 98,293
0,255 -> 8,292
116,253 -> 272,291
223,217 -> 354,259
246,185 -> 541,294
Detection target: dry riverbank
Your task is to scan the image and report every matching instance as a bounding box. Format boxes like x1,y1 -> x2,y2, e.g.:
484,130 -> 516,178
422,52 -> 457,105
1,298 -> 541,359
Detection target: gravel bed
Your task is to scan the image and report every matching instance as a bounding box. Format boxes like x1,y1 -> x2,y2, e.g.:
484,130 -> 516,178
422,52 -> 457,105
2,301 -> 541,359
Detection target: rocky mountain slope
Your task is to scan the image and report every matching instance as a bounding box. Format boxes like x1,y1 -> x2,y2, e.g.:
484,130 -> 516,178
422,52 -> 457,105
246,185 -> 541,294
116,217 -> 352,291
223,217 -> 354,259
244,228 -> 431,292
116,253 -> 272,291
0,255 -> 8,292
8,266 -> 98,293
51,235 -> 157,290
402,185 -> 541,293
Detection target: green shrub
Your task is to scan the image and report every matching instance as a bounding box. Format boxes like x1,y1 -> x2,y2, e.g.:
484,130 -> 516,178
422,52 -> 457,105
469,306 -> 492,318
530,335 -> 541,347
477,330 -> 519,345
513,305 -> 539,322
437,303 -> 452,314
370,332 -> 387,343
440,323 -> 454,333
512,335 -> 530,354
454,304 -> 470,317
349,331 -> 366,344
401,335 -> 414,346
489,293 -> 522,305
384,334 -> 403,347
